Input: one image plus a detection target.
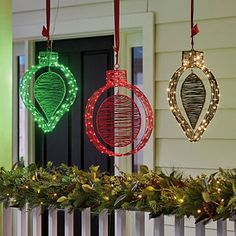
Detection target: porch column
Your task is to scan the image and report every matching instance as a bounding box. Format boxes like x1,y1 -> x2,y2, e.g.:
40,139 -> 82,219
0,0 -> 13,234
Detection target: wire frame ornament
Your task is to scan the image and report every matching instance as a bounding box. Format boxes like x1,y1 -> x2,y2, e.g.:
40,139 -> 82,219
167,50 -> 219,141
85,69 -> 153,156
20,51 -> 78,132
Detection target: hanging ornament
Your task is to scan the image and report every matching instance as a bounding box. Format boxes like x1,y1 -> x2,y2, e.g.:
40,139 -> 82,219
84,0 -> 153,156
20,0 -> 78,132
167,0 -> 219,142
20,51 -> 78,132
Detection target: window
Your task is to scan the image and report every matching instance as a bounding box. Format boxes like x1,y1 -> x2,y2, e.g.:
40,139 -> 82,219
17,55 -> 27,160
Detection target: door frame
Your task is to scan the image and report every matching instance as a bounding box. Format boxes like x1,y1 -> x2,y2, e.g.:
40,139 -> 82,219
13,12 -> 155,170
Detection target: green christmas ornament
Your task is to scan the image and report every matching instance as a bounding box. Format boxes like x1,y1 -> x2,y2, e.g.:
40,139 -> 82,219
20,51 -> 78,132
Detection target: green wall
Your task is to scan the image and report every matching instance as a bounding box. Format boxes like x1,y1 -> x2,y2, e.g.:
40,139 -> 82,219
0,0 -> 12,233
0,0 -> 12,168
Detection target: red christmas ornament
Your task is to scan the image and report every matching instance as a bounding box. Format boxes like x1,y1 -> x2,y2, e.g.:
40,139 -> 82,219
85,69 -> 153,157
84,0 -> 153,156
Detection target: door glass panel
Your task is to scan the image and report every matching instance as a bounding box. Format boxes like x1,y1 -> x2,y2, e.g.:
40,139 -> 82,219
132,47 -> 144,172
18,55 -> 26,160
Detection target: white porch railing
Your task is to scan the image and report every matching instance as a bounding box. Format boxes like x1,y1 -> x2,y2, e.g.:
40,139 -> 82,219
3,207 -> 236,236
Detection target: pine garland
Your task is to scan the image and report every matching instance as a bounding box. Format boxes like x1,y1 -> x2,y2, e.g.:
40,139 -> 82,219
0,161 -> 236,223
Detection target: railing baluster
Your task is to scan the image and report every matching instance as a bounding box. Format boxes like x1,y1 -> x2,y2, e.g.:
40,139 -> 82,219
3,207 -> 12,235
32,207 -> 42,236
234,220 -> 236,236
154,215 -> 164,236
65,209 -> 74,236
17,206 -> 28,236
175,217 -> 184,236
48,208 -> 57,236
195,221 -> 205,236
217,219 -> 227,236
115,210 -> 126,236
99,210 -> 108,236
82,208 -> 91,236
145,212 -> 154,236
135,211 -> 145,236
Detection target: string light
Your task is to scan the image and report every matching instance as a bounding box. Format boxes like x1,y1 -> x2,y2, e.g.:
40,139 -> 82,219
167,50 -> 219,142
167,0 -> 219,142
179,198 -> 184,203
104,196 -> 109,201
52,175 -> 57,180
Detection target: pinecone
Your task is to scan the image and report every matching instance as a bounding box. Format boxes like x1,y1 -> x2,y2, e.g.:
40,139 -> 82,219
203,202 -> 217,218
149,178 -> 160,188
67,183 -> 76,192
175,180 -> 185,188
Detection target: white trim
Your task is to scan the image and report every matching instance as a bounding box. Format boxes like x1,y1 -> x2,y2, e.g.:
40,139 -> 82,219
13,43 -> 22,164
13,42 -> 28,164
25,41 -> 36,165
13,13 -> 153,41
142,15 -> 155,169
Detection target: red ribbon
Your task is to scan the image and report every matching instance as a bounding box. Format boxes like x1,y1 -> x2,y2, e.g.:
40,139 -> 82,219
191,0 -> 199,49
114,0 -> 120,66
42,0 -> 51,49
192,24 -> 199,36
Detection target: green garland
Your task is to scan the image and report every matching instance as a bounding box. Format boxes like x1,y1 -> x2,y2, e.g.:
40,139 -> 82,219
1,162 -> 236,223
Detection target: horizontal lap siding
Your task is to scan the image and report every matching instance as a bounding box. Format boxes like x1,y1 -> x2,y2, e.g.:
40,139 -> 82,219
156,139 -> 236,170
157,18 -> 236,53
149,0 -> 236,24
13,1 -> 146,26
12,0 -> 112,13
152,1 -> 236,173
12,1 -> 147,39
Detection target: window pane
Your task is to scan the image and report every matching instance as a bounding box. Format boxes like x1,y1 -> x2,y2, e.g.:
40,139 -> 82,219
132,47 -> 143,172
18,55 -> 26,160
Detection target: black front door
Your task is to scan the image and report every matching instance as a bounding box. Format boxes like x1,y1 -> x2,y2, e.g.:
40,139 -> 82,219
35,36 -> 114,236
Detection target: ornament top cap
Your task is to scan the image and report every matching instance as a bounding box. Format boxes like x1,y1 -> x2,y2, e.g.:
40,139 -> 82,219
106,69 -> 127,83
182,50 -> 204,68
38,51 -> 59,65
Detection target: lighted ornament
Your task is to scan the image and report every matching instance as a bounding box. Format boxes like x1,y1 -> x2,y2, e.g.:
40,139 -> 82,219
167,0 -> 219,141
20,51 -> 78,132
168,50 -> 219,141
84,0 -> 153,156
85,70 -> 153,156
20,0 -> 78,132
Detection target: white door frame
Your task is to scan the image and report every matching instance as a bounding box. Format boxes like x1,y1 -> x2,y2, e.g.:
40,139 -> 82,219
13,12 -> 155,169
